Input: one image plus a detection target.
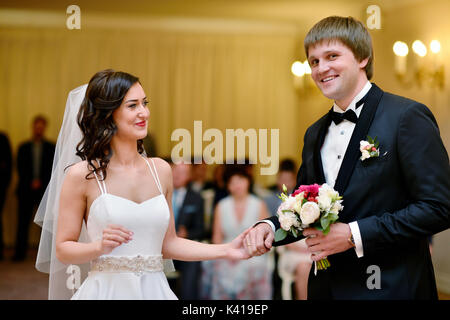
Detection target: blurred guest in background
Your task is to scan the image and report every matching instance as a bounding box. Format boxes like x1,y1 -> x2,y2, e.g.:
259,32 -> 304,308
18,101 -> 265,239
242,159 -> 271,199
263,158 -> 308,300
277,239 -> 312,300
189,160 -> 216,244
202,164 -> 228,242
211,164 -> 228,207
0,132 -> 12,261
14,115 -> 55,261
265,158 -> 297,216
171,161 -> 205,299
209,164 -> 273,299
189,160 -> 214,193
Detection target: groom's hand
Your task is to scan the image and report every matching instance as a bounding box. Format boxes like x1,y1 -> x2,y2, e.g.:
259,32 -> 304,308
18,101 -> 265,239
303,222 -> 354,261
244,223 -> 274,257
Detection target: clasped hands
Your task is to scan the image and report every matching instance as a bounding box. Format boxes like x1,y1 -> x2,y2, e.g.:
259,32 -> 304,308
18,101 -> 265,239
242,222 -> 355,261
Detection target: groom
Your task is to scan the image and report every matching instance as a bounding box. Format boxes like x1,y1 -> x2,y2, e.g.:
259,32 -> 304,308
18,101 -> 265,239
245,16 -> 450,299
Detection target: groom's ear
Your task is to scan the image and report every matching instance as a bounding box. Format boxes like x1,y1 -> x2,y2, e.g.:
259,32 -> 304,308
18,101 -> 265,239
359,57 -> 369,69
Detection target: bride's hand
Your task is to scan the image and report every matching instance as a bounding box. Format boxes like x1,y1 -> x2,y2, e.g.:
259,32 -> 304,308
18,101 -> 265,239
226,227 -> 253,260
96,224 -> 133,255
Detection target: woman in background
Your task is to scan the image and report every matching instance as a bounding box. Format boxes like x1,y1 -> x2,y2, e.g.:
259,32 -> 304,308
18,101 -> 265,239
209,164 -> 273,299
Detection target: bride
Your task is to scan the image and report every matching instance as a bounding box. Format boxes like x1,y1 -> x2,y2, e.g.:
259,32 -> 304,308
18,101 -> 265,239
34,69 -> 251,300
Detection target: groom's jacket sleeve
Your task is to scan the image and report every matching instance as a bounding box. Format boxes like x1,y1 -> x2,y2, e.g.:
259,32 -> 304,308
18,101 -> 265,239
357,102 -> 450,256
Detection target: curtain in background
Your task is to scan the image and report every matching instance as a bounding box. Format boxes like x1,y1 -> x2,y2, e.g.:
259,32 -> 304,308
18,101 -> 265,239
0,23 -> 317,246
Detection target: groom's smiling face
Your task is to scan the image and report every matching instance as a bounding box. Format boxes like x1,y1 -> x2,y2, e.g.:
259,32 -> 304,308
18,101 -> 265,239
308,40 -> 369,108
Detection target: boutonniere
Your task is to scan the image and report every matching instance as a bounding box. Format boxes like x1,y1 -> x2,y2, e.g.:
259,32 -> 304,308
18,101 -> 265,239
360,136 -> 380,161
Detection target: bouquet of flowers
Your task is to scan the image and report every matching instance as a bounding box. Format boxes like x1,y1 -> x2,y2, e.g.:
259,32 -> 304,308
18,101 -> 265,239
275,183 -> 343,271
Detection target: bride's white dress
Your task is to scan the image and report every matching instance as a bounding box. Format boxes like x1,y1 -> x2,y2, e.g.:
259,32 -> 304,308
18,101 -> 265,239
71,157 -> 178,300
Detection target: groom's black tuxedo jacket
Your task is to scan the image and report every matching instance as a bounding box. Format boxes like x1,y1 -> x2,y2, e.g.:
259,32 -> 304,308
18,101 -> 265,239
268,83 -> 450,299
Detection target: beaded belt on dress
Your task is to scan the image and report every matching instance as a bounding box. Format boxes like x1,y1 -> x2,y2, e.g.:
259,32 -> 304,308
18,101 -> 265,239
90,254 -> 164,276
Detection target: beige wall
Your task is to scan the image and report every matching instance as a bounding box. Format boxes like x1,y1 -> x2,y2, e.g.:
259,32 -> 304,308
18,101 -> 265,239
369,0 -> 450,294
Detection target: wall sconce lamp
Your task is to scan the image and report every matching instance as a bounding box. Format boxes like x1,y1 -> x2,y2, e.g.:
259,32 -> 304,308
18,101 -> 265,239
393,40 -> 445,89
291,60 -> 314,94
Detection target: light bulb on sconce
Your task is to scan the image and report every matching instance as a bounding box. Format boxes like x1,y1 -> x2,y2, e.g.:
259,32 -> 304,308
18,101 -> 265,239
412,40 -> 427,57
291,61 -> 305,77
393,39 -> 444,89
393,41 -> 409,75
430,40 -> 441,54
291,60 -> 314,94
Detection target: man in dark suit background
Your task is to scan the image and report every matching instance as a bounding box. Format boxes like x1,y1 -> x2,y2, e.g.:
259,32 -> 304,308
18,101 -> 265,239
245,16 -> 450,299
0,132 -> 12,261
14,115 -> 55,261
171,161 -> 205,299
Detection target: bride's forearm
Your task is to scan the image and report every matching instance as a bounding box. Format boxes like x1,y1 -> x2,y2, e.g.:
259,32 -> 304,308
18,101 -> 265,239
162,237 -> 230,261
56,241 -> 101,265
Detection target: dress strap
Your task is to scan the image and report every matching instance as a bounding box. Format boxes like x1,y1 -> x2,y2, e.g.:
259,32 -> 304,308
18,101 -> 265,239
143,157 -> 163,194
92,160 -> 108,194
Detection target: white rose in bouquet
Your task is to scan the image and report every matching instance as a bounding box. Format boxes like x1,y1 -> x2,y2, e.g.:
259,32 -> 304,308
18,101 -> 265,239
276,200 -> 288,215
317,194 -> 332,212
293,201 -> 302,214
330,200 -> 343,214
319,183 -> 339,199
300,201 -> 320,225
284,195 -> 297,210
278,211 -> 300,231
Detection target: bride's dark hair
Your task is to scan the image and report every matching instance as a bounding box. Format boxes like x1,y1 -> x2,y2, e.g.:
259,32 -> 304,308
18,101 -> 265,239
76,69 -> 145,180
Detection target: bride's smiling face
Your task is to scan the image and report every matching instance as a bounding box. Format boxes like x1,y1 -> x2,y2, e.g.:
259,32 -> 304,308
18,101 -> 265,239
112,82 -> 150,141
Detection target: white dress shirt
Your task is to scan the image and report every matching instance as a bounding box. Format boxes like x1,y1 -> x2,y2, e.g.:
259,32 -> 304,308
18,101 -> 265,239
262,81 -> 372,258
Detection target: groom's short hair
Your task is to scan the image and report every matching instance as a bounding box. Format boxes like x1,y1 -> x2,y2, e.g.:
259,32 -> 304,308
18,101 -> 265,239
304,16 -> 374,80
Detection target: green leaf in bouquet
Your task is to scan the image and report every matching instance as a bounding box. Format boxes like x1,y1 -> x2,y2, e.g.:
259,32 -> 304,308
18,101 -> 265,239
367,135 -> 374,144
328,212 -> 339,223
322,224 -> 331,235
291,227 -> 298,238
313,221 -> 323,232
320,216 -> 331,231
275,229 -> 288,242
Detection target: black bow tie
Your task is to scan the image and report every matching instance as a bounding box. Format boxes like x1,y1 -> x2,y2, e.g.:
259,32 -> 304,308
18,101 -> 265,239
329,96 -> 366,125
330,109 -> 358,125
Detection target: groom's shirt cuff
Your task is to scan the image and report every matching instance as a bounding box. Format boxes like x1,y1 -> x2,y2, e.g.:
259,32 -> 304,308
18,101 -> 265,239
253,220 -> 276,233
349,221 -> 364,258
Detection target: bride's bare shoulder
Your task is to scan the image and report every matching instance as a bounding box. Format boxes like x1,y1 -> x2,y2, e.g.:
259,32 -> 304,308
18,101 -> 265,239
146,157 -> 173,194
64,160 -> 94,182
146,157 -> 172,178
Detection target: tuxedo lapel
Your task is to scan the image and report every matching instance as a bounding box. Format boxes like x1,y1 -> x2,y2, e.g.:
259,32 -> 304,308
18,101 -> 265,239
333,84 -> 384,195
313,115 -> 331,185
